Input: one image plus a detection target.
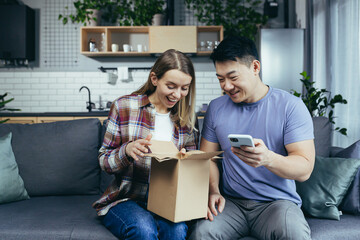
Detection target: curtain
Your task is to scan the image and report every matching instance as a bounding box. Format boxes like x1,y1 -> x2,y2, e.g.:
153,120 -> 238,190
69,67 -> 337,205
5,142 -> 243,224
309,0 -> 360,148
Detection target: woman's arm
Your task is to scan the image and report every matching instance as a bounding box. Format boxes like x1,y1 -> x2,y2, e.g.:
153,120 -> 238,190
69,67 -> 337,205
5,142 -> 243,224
98,103 -> 132,174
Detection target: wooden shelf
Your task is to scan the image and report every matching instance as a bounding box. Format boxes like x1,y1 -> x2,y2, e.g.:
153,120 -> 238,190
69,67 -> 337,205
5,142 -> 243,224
81,51 -> 152,57
80,25 -> 223,57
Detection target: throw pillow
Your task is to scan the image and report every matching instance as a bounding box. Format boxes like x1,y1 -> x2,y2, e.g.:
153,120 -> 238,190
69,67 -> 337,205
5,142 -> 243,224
0,132 -> 29,204
336,140 -> 360,215
296,156 -> 360,220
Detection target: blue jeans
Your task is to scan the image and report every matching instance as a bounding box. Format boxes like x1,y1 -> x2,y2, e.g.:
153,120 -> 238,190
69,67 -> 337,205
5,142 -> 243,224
101,200 -> 188,240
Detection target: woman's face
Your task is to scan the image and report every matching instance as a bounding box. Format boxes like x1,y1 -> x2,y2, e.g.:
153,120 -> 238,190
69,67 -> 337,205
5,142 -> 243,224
150,69 -> 192,113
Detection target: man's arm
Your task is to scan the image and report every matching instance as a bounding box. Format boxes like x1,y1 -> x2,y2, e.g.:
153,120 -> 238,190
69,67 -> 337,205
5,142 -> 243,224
200,137 -> 225,221
267,139 -> 315,182
231,139 -> 315,182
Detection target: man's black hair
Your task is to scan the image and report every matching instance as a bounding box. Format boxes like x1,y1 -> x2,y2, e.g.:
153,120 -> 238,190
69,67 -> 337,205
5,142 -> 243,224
210,35 -> 259,67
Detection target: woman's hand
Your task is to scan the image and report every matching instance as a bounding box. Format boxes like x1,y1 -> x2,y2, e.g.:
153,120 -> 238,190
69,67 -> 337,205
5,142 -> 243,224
125,134 -> 152,161
180,148 -> 186,155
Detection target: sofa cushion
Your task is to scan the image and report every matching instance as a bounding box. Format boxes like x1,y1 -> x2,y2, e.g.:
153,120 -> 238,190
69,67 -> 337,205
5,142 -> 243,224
0,119 -> 102,196
336,140 -> 360,215
307,214 -> 360,240
296,156 -> 360,220
0,132 -> 29,204
0,195 -> 116,240
312,117 -> 332,157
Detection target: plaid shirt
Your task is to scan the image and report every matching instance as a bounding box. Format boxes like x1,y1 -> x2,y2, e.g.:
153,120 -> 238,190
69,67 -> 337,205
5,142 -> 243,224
93,94 -> 198,216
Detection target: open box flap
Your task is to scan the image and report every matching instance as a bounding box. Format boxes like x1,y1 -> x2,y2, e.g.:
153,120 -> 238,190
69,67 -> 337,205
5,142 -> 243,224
146,153 -> 180,162
148,140 -> 179,153
146,140 -> 223,162
182,151 -> 223,160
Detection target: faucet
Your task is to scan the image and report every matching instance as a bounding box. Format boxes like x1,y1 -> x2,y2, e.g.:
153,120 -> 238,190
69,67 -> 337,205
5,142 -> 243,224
79,86 -> 95,112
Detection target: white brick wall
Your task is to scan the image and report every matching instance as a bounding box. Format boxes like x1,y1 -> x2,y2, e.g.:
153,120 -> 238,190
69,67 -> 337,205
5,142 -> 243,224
0,70 -> 221,113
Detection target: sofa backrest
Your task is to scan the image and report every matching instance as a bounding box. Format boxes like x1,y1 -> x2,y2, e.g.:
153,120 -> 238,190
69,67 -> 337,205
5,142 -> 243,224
0,119 -> 102,197
312,116 -> 332,157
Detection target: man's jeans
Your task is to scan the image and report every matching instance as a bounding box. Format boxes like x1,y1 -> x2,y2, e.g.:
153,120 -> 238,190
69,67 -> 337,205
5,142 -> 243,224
101,200 -> 187,240
188,197 -> 311,240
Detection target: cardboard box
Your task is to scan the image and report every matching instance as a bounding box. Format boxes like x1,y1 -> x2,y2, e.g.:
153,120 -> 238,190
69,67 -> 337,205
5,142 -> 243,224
146,140 -> 222,223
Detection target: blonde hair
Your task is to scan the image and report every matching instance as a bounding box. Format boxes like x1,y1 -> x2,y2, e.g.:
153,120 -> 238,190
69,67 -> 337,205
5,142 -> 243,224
133,49 -> 196,131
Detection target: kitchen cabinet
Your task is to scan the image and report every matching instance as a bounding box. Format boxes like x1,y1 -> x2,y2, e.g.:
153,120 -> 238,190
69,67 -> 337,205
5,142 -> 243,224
80,26 -> 223,57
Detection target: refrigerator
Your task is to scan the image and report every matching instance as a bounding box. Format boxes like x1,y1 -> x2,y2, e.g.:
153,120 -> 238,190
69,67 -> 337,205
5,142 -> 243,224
257,28 -> 305,94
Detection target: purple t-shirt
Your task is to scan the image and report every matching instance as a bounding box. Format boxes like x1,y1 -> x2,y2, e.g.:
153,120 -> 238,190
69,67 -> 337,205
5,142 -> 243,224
202,87 -> 314,205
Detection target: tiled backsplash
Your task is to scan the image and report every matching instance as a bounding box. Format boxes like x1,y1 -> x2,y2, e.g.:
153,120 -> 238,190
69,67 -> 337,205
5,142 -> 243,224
0,70 -> 222,113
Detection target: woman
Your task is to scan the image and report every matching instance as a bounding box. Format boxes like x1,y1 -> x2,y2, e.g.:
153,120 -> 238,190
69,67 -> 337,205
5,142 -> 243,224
93,49 -> 198,239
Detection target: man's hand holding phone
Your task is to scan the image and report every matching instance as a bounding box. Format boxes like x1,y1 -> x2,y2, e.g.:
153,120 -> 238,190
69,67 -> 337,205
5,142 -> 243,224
228,134 -> 255,148
228,135 -> 273,168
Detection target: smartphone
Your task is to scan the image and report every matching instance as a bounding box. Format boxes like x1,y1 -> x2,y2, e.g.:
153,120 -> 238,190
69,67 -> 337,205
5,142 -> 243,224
228,134 -> 255,148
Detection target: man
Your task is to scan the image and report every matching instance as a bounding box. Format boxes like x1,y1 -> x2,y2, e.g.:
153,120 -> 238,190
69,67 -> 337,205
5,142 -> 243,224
188,36 -> 315,240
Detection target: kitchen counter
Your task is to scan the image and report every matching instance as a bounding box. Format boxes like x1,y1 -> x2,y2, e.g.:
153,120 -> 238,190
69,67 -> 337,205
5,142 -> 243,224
0,111 -> 110,124
0,111 -> 110,117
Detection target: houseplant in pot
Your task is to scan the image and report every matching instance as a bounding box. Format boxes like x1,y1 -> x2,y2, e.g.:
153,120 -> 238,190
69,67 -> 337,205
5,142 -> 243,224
58,0 -> 108,26
59,0 -> 166,26
185,0 -> 268,40
102,0 -> 165,26
291,71 -> 348,136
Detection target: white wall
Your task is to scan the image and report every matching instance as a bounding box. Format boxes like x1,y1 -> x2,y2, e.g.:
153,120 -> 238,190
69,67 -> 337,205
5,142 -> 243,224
0,70 -> 221,113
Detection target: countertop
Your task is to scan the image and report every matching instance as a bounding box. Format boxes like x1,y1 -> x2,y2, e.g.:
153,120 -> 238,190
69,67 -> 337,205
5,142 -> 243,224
0,111 -> 110,117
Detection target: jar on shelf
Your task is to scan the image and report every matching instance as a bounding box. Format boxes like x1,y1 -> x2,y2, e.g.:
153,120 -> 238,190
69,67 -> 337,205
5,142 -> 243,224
100,33 -> 106,52
89,38 -> 96,52
206,41 -> 213,51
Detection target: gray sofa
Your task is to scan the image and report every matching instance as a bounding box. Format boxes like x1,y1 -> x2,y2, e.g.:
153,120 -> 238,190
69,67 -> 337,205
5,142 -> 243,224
0,117 -> 359,239
0,118 -> 117,239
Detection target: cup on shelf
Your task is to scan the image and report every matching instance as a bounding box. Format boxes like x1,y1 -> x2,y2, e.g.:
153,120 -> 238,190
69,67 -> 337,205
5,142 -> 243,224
206,41 -> 213,51
123,44 -> 130,52
111,44 -> 119,52
199,41 -> 206,51
137,44 -> 143,52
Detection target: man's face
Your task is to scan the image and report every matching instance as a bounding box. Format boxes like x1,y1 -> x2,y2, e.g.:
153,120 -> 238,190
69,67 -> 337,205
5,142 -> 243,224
215,59 -> 260,103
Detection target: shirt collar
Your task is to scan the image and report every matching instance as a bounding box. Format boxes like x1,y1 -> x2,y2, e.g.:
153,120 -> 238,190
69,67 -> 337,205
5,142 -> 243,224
138,94 -> 152,108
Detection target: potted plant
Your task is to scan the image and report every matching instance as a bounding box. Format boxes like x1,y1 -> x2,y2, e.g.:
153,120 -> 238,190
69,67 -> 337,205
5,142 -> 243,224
291,71 -> 347,135
0,93 -> 20,124
60,0 -> 166,26
58,0 -> 108,26
102,0 -> 165,26
185,0 -> 268,40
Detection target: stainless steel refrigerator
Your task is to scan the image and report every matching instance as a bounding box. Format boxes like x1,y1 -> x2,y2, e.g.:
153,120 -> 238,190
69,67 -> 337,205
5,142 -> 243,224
257,28 -> 305,93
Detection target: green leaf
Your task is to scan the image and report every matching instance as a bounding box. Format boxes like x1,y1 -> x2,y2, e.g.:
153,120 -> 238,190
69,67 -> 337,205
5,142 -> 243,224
0,119 -> 9,124
338,128 -> 347,136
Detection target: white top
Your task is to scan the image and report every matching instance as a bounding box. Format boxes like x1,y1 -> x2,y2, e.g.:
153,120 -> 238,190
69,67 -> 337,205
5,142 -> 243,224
151,111 -> 173,141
